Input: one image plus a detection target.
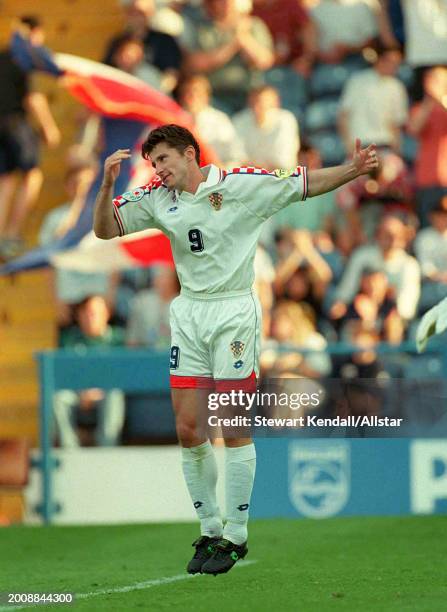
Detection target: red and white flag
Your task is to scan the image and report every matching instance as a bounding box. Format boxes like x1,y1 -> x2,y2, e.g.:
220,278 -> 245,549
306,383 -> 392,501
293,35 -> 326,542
50,229 -> 174,272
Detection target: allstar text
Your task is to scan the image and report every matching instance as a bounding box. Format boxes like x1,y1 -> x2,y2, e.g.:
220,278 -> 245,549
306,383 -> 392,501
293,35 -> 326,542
207,415 -> 404,428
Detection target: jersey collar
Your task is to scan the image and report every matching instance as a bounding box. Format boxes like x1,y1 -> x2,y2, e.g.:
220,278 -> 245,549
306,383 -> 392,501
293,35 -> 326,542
172,164 -> 222,200
198,164 -> 222,190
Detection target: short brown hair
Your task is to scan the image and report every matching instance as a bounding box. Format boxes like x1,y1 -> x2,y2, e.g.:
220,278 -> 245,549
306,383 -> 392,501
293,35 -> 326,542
142,124 -> 201,164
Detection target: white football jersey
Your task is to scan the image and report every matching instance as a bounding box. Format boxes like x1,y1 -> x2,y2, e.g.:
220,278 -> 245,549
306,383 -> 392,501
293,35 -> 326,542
113,164 -> 307,294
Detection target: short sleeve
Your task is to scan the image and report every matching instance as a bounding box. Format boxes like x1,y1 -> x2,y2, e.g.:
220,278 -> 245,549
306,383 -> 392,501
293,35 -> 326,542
113,179 -> 163,236
224,166 -> 308,220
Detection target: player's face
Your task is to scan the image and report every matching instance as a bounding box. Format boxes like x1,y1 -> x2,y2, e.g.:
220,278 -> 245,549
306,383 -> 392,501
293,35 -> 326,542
150,143 -> 190,190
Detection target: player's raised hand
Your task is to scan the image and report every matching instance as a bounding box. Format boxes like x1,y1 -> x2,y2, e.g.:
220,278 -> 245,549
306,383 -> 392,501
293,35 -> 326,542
352,139 -> 379,175
103,149 -> 131,184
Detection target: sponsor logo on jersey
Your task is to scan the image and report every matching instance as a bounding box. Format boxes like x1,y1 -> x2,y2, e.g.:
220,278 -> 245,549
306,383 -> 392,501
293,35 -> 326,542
209,192 -> 223,211
167,206 -> 178,213
230,340 -> 245,359
274,168 -> 295,179
233,360 -> 244,369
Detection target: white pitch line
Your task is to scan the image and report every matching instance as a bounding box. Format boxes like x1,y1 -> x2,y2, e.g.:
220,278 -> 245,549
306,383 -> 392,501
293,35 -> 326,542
0,560 -> 257,610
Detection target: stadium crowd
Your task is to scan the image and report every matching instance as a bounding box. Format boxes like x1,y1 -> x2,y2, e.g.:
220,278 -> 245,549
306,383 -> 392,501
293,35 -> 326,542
1,0 -> 447,444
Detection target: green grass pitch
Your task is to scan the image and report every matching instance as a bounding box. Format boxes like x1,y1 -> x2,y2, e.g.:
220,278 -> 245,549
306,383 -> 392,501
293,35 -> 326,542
0,516 -> 446,611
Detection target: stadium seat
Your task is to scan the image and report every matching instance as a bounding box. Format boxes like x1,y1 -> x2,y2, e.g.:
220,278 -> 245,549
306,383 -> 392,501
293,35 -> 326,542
308,131 -> 346,166
264,66 -> 308,114
310,63 -> 360,99
304,98 -> 340,133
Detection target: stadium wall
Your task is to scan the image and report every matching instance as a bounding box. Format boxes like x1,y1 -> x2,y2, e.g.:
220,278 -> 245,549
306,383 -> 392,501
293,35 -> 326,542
24,440 -> 447,524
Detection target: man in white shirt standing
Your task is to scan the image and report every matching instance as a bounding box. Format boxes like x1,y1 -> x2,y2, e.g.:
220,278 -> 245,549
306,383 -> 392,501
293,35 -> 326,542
330,215 -> 420,322
177,74 -> 246,168
233,85 -> 300,170
93,124 -> 378,575
338,44 -> 408,153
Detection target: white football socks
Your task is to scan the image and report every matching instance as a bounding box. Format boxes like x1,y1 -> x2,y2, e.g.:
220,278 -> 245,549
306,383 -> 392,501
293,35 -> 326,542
181,441 -> 223,538
223,443 -> 256,545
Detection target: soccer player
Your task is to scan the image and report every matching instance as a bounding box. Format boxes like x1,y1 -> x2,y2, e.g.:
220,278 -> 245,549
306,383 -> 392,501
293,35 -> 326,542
93,124 -> 378,575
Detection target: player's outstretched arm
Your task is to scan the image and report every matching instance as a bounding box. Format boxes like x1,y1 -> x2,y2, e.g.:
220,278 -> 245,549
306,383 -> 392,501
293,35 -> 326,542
306,139 -> 378,197
93,149 -> 131,239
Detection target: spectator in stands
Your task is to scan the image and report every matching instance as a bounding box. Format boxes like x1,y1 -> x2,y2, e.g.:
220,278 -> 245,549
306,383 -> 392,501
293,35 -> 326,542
273,229 -> 333,323
176,74 -> 245,167
251,0 -> 317,75
332,323 -> 386,420
414,199 -> 447,313
274,229 -> 332,293
399,0 -> 447,101
53,295 -> 126,448
340,269 -> 405,344
107,33 -> 164,91
0,16 -> 61,260
330,214 -> 420,323
183,0 -> 274,114
310,0 -> 379,65
233,85 -> 300,170
407,67 -> 447,227
104,0 -> 182,94
39,149 -> 115,333
336,149 -> 414,245
261,300 -> 331,378
126,266 -> 179,348
337,44 -> 408,154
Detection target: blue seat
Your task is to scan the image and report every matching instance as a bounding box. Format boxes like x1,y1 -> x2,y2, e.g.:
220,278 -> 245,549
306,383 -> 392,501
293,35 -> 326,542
310,63 -> 356,99
308,131 -> 346,166
264,66 -> 308,113
304,98 -> 340,133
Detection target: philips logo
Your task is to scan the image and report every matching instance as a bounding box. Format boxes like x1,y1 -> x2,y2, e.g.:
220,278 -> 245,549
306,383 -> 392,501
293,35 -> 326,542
288,440 -> 350,518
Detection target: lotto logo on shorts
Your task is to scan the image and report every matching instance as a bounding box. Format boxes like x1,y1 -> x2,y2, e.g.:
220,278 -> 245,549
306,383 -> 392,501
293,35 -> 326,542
170,346 -> 180,369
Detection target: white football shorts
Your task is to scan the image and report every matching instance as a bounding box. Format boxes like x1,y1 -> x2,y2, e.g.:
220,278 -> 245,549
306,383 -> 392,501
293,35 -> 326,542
169,288 -> 261,391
